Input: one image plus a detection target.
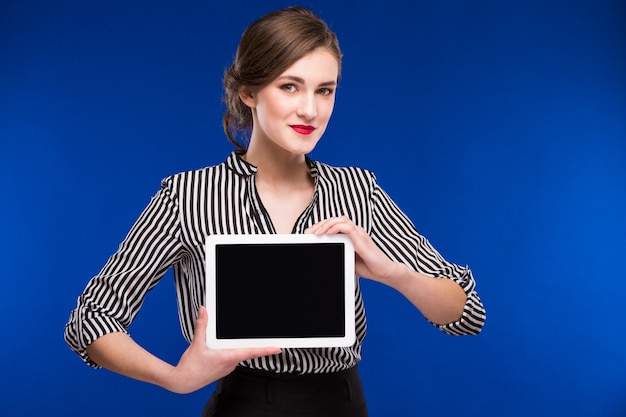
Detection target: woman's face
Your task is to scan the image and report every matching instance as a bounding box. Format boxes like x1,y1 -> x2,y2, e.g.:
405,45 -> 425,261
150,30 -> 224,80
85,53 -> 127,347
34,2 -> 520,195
241,48 -> 339,157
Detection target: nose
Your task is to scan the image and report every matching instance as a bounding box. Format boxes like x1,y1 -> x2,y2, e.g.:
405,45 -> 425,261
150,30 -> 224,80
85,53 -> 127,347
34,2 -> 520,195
296,92 -> 317,121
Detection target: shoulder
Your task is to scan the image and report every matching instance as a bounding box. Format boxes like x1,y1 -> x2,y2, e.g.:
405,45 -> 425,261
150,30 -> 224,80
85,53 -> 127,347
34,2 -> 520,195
160,160 -> 230,194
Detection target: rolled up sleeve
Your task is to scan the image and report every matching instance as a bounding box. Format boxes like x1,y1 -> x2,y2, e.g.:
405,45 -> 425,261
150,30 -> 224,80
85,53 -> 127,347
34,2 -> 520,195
370,176 -> 486,335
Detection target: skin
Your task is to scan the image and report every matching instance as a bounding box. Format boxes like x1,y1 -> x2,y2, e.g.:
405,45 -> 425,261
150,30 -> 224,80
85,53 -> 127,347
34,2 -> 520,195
86,307 -> 280,394
239,48 -> 338,234
86,47 -> 466,395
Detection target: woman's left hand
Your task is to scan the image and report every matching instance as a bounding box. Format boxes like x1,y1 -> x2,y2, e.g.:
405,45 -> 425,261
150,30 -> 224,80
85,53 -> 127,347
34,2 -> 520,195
305,216 -> 399,284
306,217 -> 468,325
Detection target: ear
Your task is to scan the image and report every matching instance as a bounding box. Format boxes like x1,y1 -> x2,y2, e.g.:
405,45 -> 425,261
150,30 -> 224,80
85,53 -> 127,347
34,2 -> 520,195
238,87 -> 256,109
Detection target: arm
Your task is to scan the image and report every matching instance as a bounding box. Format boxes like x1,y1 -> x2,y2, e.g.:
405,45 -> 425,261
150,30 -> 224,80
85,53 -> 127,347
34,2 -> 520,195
67,177 -> 279,392
64,178 -> 183,367
306,217 -> 466,325
305,173 -> 485,334
86,307 -> 280,394
380,262 -> 467,325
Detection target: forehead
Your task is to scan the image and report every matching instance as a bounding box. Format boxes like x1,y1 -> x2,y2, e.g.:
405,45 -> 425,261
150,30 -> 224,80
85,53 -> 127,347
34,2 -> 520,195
278,48 -> 339,82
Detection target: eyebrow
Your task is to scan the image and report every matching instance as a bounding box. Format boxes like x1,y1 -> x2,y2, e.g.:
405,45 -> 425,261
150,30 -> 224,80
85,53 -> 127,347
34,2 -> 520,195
277,75 -> 337,87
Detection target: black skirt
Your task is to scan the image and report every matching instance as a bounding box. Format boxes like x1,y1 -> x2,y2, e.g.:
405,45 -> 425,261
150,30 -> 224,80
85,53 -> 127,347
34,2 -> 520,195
201,366 -> 368,417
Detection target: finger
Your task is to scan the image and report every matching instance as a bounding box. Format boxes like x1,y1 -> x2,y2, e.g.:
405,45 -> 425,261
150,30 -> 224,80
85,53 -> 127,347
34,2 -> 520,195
223,347 -> 282,364
304,222 -> 324,234
191,306 -> 207,344
307,217 -> 349,235
324,218 -> 357,235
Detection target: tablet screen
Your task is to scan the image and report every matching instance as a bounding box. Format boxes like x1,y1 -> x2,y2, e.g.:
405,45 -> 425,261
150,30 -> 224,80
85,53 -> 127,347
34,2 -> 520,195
205,234 -> 355,349
215,242 -> 345,339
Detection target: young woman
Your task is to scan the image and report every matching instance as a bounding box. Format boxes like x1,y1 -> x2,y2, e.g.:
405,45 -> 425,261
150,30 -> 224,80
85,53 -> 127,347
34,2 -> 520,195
65,6 -> 486,417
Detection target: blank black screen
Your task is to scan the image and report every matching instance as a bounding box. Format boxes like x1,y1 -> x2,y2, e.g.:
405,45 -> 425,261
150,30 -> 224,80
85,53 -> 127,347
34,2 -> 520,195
214,243 -> 346,339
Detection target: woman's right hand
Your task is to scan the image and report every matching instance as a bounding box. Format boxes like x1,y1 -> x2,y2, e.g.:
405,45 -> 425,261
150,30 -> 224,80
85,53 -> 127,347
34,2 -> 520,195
165,306 -> 281,394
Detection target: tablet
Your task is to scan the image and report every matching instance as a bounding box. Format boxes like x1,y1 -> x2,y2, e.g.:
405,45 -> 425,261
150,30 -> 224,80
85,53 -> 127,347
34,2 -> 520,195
205,234 -> 355,349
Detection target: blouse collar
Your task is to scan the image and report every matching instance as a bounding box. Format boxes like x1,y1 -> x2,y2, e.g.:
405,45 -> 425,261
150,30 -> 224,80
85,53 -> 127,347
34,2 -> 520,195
226,150 -> 319,180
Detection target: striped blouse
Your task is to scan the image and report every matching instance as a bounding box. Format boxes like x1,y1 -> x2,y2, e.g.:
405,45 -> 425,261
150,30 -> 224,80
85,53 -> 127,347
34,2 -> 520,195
64,151 -> 486,373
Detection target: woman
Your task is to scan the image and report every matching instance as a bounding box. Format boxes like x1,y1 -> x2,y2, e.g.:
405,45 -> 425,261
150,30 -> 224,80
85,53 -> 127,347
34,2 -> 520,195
65,6 -> 486,416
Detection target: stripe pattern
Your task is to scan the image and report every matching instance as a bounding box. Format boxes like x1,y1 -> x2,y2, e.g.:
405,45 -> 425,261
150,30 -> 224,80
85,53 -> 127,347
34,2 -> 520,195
65,151 -> 486,373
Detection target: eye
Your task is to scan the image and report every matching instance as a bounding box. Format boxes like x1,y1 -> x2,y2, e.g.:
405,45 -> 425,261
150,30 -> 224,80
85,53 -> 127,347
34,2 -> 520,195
281,84 -> 297,93
318,87 -> 334,96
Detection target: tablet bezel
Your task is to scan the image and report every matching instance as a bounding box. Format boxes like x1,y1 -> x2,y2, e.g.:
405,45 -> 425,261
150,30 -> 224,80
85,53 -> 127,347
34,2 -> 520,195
204,233 -> 355,349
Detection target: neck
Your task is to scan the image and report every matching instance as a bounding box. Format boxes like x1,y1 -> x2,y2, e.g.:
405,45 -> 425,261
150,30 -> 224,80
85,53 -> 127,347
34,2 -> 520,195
244,142 -> 310,185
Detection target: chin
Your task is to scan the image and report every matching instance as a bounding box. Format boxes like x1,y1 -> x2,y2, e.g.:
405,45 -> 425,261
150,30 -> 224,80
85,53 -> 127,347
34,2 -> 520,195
285,140 -> 320,156
295,144 -> 319,156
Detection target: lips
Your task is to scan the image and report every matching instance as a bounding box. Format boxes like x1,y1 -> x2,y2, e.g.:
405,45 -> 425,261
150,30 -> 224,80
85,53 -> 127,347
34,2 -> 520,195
290,125 -> 315,135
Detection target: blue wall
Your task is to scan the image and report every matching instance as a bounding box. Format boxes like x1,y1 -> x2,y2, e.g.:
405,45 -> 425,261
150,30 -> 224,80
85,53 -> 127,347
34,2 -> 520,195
1,1 -> 625,416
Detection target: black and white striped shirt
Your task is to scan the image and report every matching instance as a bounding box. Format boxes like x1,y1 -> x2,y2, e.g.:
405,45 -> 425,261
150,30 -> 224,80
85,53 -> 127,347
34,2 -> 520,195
65,151 -> 486,373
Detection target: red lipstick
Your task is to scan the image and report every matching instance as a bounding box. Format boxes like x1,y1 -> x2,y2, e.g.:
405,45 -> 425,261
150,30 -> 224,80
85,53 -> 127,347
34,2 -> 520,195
290,125 -> 315,135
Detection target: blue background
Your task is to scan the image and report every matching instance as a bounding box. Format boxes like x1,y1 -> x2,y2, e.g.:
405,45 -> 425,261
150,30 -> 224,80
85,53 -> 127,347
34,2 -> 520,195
1,1 -> 625,416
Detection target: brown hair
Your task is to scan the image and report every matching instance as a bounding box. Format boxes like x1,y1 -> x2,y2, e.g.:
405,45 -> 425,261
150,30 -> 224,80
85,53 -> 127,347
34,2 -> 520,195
222,6 -> 342,150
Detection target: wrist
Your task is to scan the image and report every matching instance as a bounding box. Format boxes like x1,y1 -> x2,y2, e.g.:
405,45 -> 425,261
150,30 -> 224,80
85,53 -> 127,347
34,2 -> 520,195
381,261 -> 413,288
152,362 -> 183,393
